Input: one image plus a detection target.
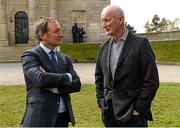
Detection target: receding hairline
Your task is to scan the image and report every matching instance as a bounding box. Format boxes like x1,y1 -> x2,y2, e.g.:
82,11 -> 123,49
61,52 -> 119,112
101,5 -> 125,18
34,17 -> 61,41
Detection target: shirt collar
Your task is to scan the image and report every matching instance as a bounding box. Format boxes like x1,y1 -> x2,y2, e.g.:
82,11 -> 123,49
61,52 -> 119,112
121,28 -> 129,41
39,42 -> 52,54
113,28 -> 129,43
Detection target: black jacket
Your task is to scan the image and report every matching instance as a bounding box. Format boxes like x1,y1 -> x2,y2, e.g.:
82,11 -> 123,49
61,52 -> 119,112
21,45 -> 81,127
95,32 -> 159,122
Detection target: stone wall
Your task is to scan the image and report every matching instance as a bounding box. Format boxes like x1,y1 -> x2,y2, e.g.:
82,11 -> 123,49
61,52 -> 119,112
137,31 -> 180,42
58,0 -> 110,42
5,0 -> 110,43
6,0 -> 29,45
0,0 -> 110,62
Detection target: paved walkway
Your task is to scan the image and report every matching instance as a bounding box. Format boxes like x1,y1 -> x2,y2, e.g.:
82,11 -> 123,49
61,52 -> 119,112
0,63 -> 180,85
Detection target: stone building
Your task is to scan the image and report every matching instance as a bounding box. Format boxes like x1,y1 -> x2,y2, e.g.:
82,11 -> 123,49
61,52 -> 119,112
0,0 -> 110,62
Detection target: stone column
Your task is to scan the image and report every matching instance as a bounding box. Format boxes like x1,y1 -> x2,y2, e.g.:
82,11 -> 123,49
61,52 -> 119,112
50,0 -> 60,51
49,0 -> 58,19
0,0 -> 8,46
28,0 -> 36,45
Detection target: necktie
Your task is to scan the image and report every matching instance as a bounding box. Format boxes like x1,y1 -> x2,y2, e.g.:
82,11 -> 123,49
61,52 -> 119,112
49,51 -> 66,112
49,50 -> 59,73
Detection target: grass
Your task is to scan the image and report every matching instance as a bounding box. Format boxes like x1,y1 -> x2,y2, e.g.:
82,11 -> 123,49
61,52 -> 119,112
0,83 -> 180,127
151,40 -> 180,63
60,43 -> 100,62
0,85 -> 25,126
148,83 -> 180,127
60,40 -> 180,64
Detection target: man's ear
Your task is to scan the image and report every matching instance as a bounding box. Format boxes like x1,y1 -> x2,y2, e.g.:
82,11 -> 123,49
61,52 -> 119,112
40,33 -> 46,40
118,16 -> 124,24
117,17 -> 121,23
118,19 -> 122,24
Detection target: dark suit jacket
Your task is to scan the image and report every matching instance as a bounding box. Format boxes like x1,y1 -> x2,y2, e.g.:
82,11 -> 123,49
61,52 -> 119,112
95,32 -> 159,122
21,45 -> 81,127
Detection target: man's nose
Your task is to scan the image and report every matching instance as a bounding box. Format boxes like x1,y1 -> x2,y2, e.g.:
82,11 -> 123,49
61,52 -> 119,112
59,31 -> 64,36
102,22 -> 106,28
57,31 -> 64,38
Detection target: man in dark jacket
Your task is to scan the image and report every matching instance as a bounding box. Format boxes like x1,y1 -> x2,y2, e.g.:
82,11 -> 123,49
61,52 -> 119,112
21,17 -> 81,127
78,26 -> 85,43
72,23 -> 79,43
95,5 -> 159,127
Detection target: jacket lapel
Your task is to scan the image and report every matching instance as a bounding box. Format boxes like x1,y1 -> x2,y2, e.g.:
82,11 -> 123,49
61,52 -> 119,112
107,39 -> 113,81
116,32 -> 134,69
56,52 -> 64,73
36,45 -> 53,70
36,45 -> 64,73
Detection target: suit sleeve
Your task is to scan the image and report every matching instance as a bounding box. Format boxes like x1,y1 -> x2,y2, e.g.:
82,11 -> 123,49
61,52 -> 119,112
135,38 -> 159,115
64,55 -> 81,93
95,46 -> 105,108
21,50 -> 71,89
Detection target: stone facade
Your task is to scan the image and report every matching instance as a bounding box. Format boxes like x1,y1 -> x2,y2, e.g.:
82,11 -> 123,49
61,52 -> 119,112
0,0 -> 110,62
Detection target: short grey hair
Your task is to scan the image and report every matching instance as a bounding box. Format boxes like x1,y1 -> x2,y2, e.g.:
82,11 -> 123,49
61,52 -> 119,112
34,17 -> 58,41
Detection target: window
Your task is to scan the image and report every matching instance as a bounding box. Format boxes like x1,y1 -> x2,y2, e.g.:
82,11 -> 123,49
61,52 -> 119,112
15,11 -> 28,44
72,10 -> 86,31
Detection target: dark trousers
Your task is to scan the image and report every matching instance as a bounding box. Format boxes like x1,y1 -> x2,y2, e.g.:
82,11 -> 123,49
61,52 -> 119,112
73,34 -> 76,43
55,111 -> 69,127
73,34 -> 79,43
102,107 -> 148,127
79,35 -> 83,43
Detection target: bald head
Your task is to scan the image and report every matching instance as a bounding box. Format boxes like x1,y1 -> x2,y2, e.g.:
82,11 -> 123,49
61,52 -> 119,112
100,5 -> 126,38
101,5 -> 124,18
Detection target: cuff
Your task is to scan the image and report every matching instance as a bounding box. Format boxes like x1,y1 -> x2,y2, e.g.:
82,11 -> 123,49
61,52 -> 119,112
66,73 -> 72,83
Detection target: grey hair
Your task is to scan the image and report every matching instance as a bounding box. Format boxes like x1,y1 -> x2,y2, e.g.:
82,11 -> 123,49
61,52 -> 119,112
34,17 -> 58,41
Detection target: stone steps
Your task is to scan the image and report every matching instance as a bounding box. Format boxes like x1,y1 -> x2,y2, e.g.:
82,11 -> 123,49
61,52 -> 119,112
0,45 -> 35,62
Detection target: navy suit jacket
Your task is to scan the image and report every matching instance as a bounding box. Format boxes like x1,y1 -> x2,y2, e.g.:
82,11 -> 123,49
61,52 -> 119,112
95,32 -> 159,122
21,45 -> 81,127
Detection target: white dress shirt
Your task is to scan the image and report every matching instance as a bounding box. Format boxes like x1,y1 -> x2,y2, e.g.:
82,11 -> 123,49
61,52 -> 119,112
39,43 -> 72,113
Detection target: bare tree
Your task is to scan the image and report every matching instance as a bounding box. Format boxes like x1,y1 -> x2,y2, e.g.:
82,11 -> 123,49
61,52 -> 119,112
144,15 -> 180,33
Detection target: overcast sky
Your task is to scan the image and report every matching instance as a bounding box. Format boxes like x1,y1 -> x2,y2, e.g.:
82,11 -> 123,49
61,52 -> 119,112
110,0 -> 180,33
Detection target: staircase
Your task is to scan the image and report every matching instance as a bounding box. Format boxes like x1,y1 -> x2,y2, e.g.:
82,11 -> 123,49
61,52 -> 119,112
0,45 -> 35,62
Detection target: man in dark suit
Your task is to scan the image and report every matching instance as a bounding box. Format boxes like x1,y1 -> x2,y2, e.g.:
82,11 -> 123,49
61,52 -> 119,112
72,23 -> 79,43
95,5 -> 159,127
21,17 -> 81,127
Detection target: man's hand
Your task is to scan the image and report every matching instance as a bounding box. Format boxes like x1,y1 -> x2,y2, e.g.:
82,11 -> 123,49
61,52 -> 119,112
39,66 -> 45,72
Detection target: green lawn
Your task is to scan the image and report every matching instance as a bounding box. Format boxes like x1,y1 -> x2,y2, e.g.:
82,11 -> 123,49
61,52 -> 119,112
151,40 -> 180,63
0,83 -> 180,127
60,40 -> 180,64
60,43 -> 99,62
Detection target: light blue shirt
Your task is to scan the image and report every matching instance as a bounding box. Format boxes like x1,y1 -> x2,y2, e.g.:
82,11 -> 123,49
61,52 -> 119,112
39,43 -> 72,113
110,29 -> 129,79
